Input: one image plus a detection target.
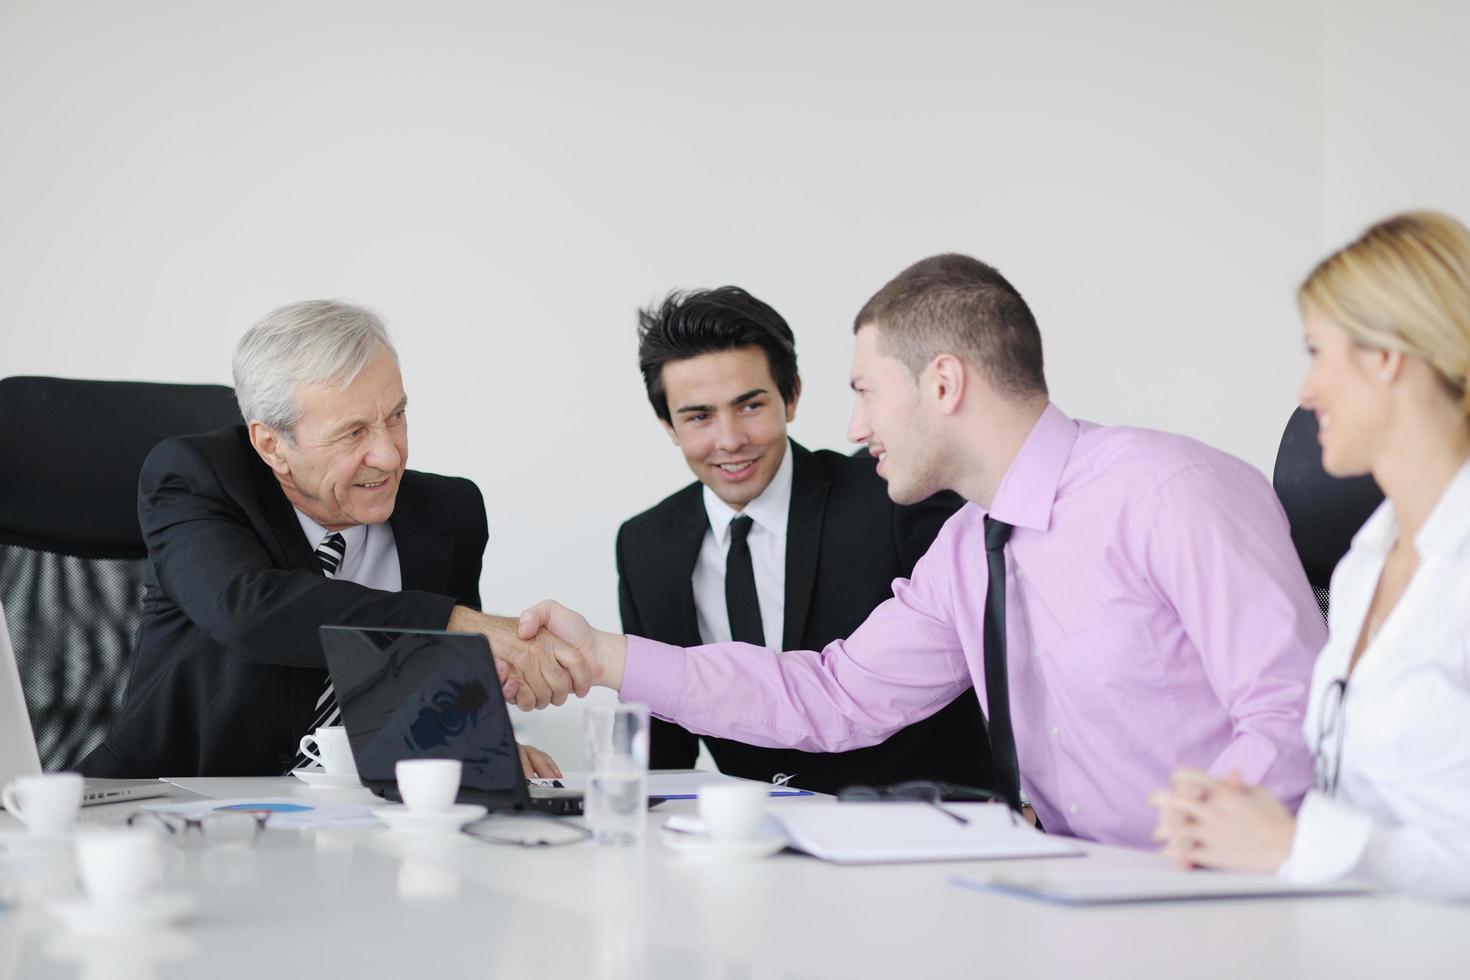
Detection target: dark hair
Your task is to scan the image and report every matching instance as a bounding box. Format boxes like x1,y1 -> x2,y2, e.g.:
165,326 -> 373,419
637,286 -> 800,422
853,253 -> 1047,398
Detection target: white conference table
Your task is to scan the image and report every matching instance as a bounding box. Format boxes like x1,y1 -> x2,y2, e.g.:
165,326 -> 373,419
0,775 -> 1465,979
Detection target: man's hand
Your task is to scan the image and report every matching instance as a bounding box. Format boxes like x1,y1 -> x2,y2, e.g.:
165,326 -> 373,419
446,606 -> 593,711
517,600 -> 628,695
1148,769 -> 1296,873
518,742 -> 562,779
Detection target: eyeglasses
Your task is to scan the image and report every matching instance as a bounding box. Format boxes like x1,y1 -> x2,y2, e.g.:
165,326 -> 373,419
836,781 -> 1015,826
125,809 -> 272,847
1312,678 -> 1349,798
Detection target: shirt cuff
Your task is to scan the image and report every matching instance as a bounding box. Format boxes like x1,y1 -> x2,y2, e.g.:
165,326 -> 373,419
1205,731 -> 1299,811
619,636 -> 689,720
1278,790 -> 1374,884
1207,731 -> 1288,795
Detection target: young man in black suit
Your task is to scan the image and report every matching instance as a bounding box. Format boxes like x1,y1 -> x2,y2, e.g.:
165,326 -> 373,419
616,287 -> 993,794
80,301 -> 564,778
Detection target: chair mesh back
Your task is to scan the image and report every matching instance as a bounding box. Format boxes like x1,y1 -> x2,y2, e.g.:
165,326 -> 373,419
1312,586 -> 1331,624
0,548 -> 145,771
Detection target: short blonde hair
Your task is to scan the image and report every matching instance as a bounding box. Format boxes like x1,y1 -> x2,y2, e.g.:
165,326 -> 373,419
1300,211 -> 1470,416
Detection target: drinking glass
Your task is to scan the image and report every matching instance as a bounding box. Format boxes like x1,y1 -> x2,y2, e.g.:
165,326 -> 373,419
584,702 -> 650,846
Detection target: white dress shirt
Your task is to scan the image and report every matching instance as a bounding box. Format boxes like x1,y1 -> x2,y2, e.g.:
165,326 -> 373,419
1280,461 -> 1470,900
293,508 -> 402,592
691,442 -> 794,648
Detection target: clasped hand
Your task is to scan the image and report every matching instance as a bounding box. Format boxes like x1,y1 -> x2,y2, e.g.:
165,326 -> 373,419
1147,769 -> 1297,873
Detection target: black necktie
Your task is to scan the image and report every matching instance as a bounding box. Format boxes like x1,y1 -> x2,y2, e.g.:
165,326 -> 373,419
982,516 -> 1022,811
288,532 -> 346,773
725,515 -> 765,645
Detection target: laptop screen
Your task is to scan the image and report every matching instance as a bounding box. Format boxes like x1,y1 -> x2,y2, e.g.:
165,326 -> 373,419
318,627 -> 521,795
0,599 -> 45,784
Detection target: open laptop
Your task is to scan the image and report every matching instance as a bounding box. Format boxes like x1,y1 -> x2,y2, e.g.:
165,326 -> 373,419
320,625 -> 583,815
0,599 -> 168,806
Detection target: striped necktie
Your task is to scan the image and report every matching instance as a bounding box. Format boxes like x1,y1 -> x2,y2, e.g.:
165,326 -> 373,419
288,531 -> 346,773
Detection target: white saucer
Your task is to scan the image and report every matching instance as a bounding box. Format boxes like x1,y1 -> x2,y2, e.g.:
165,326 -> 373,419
662,831 -> 786,862
0,829 -> 75,857
291,767 -> 364,789
371,803 -> 487,834
48,890 -> 193,937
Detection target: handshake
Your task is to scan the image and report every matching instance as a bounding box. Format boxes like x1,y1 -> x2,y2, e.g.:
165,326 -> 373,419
446,601 -> 630,710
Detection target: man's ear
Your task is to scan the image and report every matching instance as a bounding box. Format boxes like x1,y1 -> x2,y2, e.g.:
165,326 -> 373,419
929,353 -> 967,416
248,420 -> 293,476
785,376 -> 802,423
658,417 -> 680,446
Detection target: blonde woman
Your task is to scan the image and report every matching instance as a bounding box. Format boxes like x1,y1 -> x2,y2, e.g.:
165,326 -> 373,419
1150,211 -> 1470,900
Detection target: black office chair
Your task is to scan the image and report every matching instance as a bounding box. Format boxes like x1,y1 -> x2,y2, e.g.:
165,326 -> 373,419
1271,407 -> 1384,621
0,376 -> 241,770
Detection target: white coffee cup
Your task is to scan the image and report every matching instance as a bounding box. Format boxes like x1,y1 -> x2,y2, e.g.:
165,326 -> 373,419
1,772 -> 84,836
395,760 -> 462,814
698,782 -> 768,841
75,828 -> 165,908
298,726 -> 357,775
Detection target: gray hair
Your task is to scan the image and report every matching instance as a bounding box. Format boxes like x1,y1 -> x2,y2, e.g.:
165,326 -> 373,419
232,300 -> 397,442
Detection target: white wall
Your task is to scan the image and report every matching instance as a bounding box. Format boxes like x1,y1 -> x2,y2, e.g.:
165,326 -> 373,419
5,0 -> 1454,765
1321,1 -> 1470,242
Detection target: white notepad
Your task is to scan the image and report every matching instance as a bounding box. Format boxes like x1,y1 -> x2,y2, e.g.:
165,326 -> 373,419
769,801 -> 1081,864
954,870 -> 1369,905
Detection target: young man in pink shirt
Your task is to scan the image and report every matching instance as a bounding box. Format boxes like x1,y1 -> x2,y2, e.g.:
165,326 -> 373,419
517,254 -> 1323,847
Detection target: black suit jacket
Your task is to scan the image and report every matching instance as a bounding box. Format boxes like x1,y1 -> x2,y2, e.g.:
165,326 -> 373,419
80,425 -> 487,778
617,441 -> 993,795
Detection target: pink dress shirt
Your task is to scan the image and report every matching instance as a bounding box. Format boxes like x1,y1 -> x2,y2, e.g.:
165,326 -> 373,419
622,404 -> 1324,847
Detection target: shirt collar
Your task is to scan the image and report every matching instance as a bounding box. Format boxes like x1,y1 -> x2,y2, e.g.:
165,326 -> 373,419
1419,460 -> 1470,558
702,438 -> 795,544
293,507 -> 366,555
987,402 -> 1078,533
1354,459 -> 1470,560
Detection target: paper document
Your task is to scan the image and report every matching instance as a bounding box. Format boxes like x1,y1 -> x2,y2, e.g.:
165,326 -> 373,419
141,797 -> 380,830
768,801 -> 1080,864
953,870 -> 1369,905
548,771 -> 814,799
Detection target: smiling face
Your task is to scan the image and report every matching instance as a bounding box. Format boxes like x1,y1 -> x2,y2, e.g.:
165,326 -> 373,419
847,324 -> 943,505
659,346 -> 798,510
1299,306 -> 1388,478
250,346 -> 409,530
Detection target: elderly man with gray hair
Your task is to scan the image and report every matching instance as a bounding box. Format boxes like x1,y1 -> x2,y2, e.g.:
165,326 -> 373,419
80,300 -> 565,779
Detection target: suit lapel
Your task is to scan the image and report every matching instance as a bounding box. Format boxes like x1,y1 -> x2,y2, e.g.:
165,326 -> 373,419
246,440 -> 449,590
247,444 -> 319,574
389,476 -> 452,595
668,486 -> 708,647
783,442 -> 828,650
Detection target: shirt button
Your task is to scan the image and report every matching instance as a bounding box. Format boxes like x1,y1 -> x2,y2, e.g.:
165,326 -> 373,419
1049,726 -> 1059,737
1069,804 -> 1079,815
